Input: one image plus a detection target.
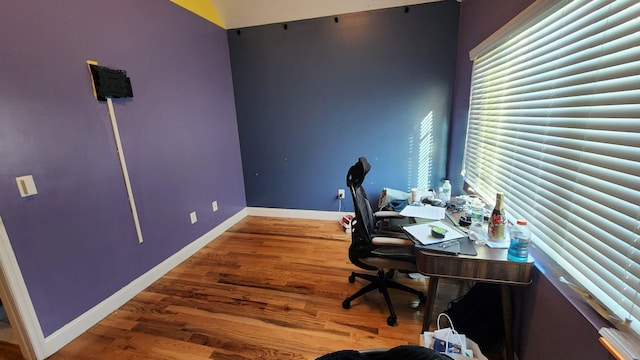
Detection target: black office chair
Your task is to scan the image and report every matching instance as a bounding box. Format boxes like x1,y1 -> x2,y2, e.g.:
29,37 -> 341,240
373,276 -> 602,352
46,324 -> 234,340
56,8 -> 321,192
342,157 -> 426,326
316,345 -> 453,359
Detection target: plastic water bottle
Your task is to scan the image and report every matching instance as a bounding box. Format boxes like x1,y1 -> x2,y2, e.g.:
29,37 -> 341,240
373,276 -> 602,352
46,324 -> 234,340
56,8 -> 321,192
469,197 -> 487,244
508,219 -> 531,262
470,198 -> 484,226
442,180 -> 451,202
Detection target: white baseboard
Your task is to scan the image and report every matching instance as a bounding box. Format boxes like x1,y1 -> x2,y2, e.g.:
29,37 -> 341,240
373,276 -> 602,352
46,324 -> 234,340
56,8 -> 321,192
0,216 -> 46,360
246,207 -> 353,221
43,209 -> 248,357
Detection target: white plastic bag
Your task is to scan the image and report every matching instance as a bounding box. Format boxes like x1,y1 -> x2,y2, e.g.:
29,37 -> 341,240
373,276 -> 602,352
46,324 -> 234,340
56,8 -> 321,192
422,313 -> 488,359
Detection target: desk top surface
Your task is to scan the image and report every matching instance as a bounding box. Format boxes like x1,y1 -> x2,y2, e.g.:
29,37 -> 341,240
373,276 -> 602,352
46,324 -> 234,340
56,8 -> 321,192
412,210 -> 534,285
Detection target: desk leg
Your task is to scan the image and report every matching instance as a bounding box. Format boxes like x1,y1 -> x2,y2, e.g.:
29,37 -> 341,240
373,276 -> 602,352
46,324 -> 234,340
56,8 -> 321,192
501,285 -> 514,360
422,277 -> 439,332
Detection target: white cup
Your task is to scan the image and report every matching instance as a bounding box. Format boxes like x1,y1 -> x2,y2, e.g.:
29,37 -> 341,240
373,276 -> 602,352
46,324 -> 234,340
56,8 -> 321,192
411,188 -> 423,204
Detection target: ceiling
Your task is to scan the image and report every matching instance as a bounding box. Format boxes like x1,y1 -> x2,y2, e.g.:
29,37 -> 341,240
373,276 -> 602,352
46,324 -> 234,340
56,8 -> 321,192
170,0 -> 441,29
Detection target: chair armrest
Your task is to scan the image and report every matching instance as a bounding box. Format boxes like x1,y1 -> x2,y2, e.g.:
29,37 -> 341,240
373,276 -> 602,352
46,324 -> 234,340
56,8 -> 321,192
374,210 -> 404,218
372,229 -> 409,238
371,236 -> 414,246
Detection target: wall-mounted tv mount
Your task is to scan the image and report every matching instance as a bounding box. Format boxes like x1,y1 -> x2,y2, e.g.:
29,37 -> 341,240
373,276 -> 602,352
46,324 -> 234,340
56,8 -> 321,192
86,60 -> 142,244
88,64 -> 133,101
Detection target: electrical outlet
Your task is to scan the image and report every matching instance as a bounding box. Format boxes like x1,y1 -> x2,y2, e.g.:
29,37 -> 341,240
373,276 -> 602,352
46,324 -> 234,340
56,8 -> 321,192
212,200 -> 218,212
338,189 -> 345,199
190,211 -> 197,224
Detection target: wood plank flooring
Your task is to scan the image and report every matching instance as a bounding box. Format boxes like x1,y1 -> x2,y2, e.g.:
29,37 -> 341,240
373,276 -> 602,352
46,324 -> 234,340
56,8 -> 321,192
2,216 -> 465,360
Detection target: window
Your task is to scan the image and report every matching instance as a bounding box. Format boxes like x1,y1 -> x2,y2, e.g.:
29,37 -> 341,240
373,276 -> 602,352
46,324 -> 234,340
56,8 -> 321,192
463,0 -> 640,336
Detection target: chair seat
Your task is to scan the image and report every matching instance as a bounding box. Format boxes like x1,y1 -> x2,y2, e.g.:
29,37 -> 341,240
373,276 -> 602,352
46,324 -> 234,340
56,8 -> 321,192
358,256 -> 418,273
371,236 -> 414,246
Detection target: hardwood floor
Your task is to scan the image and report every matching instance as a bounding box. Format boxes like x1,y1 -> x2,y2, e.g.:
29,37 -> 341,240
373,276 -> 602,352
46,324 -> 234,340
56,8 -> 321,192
3,216 -> 465,360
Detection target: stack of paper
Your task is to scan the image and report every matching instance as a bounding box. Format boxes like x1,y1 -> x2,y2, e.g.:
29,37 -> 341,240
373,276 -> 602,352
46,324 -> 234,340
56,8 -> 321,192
399,204 -> 446,220
403,221 -> 466,246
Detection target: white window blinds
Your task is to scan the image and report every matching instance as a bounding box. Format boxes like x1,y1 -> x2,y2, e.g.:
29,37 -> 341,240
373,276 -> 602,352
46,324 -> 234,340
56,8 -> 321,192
463,0 -> 640,336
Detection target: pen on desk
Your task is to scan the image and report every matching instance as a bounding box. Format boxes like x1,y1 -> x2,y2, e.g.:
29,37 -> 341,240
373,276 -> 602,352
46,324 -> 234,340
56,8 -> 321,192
439,240 -> 458,248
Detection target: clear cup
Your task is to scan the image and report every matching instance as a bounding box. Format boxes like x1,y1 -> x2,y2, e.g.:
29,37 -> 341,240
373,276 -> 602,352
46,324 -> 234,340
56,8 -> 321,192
411,188 -> 423,204
470,198 -> 484,226
468,197 -> 486,244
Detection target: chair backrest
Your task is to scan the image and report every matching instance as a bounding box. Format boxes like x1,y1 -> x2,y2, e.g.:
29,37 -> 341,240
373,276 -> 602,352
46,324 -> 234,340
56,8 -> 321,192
346,157 -> 376,233
346,157 -> 377,270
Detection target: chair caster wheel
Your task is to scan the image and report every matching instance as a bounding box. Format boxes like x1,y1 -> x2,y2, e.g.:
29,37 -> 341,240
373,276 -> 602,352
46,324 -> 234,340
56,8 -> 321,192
342,299 -> 351,309
348,274 -> 356,283
387,315 -> 397,326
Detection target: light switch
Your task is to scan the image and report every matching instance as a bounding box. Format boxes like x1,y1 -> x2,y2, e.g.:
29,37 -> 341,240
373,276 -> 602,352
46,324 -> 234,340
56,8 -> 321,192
190,211 -> 197,224
16,175 -> 38,197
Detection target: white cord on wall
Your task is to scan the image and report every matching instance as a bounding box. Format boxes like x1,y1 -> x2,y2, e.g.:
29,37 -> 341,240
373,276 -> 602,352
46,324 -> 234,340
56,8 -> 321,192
107,97 -> 144,244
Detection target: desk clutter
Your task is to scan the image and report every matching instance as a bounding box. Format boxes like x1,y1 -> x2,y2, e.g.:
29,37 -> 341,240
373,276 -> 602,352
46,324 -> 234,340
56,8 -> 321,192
380,186 -> 533,261
363,172 -> 532,360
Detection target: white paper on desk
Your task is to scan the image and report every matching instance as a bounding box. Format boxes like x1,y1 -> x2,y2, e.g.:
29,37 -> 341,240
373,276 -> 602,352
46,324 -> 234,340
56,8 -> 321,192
403,221 -> 466,245
485,240 -> 510,249
399,205 -> 446,220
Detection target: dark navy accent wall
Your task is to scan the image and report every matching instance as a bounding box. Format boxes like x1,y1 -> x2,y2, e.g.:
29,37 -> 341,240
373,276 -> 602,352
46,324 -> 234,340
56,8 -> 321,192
0,1 -> 245,336
229,1 -> 460,211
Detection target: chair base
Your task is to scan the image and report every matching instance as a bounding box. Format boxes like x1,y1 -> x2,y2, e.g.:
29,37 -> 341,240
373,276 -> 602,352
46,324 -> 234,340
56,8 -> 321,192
342,269 -> 426,326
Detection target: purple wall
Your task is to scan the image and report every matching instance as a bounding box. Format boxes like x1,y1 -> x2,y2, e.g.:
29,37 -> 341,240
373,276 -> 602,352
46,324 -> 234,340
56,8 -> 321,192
452,1 -> 611,359
0,1 -> 245,336
515,265 -> 611,360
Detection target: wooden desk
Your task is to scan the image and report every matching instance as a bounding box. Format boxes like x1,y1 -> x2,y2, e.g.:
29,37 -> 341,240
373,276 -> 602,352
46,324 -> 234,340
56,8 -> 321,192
416,241 -> 533,360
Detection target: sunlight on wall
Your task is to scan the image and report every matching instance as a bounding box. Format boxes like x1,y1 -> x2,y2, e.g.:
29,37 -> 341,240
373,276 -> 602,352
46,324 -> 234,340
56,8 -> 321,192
408,111 -> 434,191
418,111 -> 434,189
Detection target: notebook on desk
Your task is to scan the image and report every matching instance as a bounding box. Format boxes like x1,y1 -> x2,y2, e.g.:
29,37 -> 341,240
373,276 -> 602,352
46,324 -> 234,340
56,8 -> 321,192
402,219 -> 477,256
